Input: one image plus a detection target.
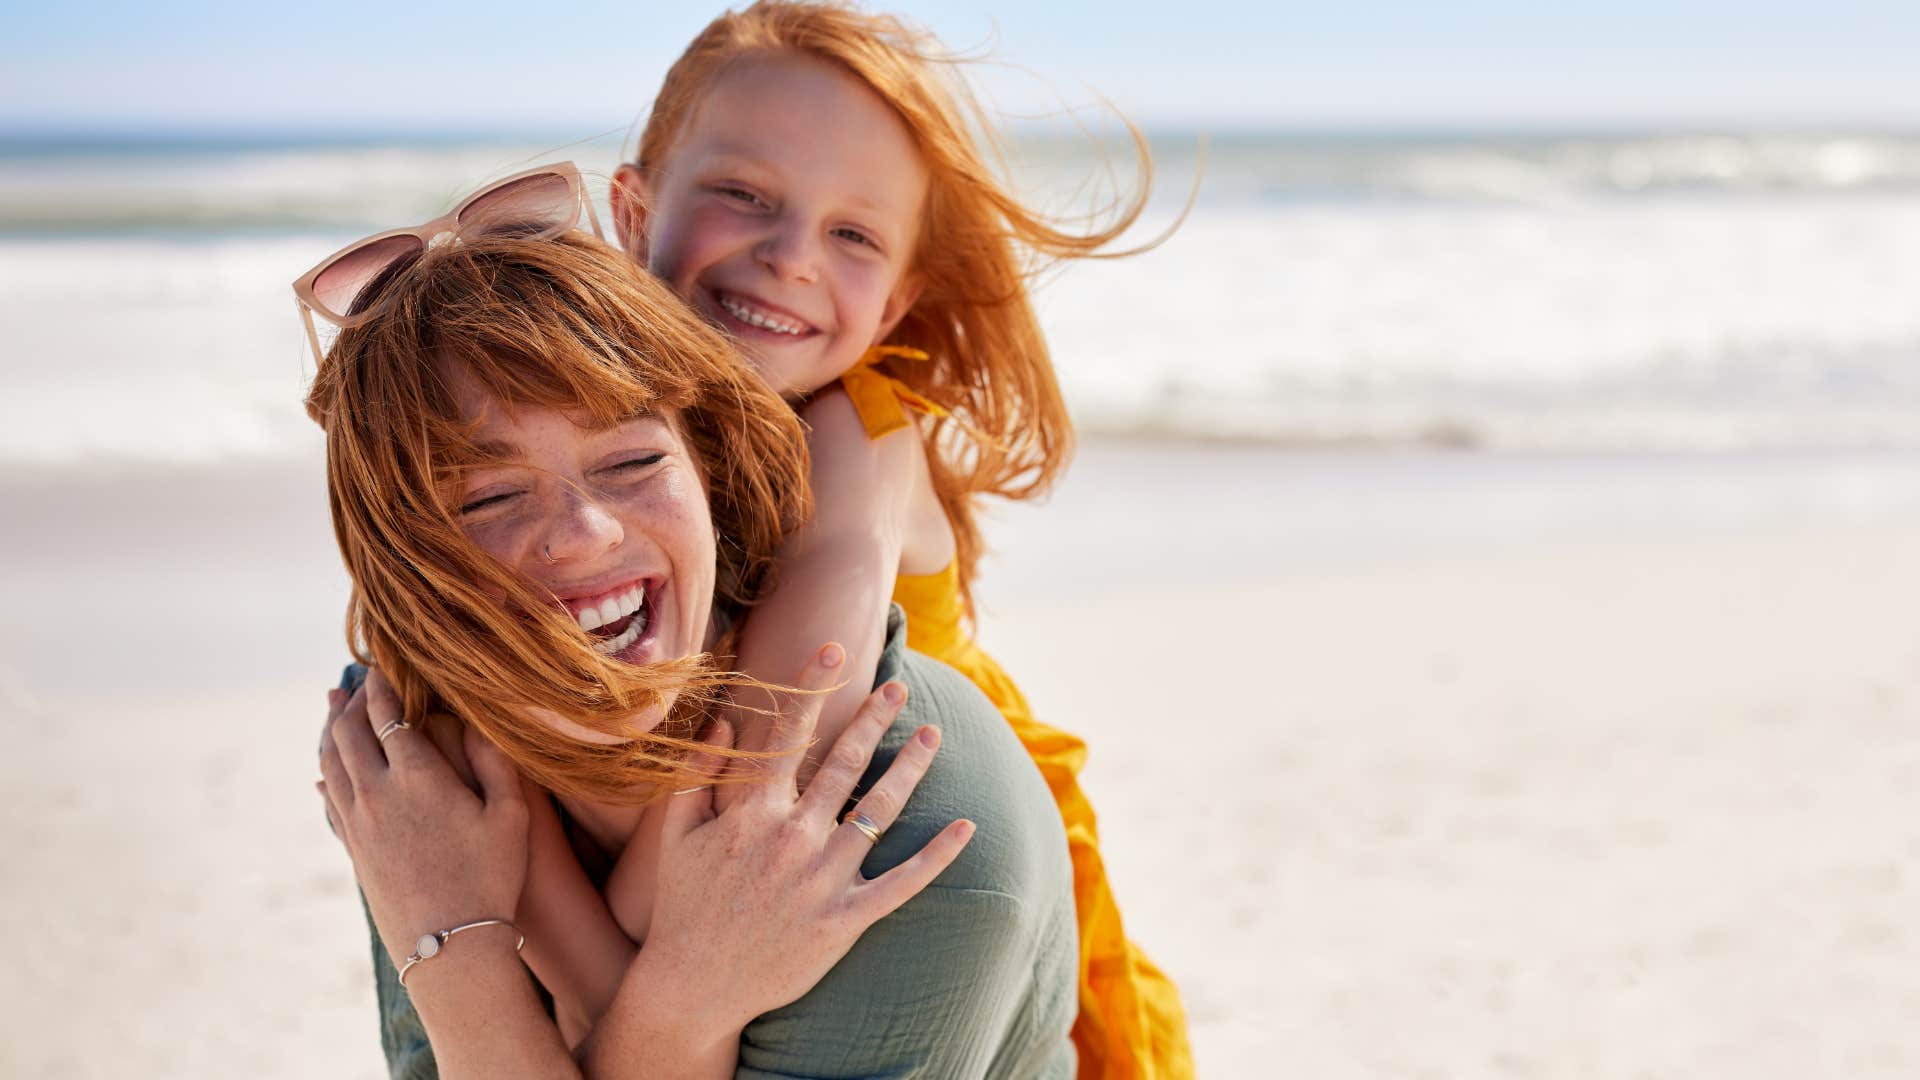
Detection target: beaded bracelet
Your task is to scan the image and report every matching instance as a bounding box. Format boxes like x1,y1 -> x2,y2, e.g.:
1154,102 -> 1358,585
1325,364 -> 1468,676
396,919 -> 525,985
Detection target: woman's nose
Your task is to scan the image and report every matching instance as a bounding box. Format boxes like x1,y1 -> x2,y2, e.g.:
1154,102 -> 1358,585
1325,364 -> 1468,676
540,486 -> 624,565
754,219 -> 821,284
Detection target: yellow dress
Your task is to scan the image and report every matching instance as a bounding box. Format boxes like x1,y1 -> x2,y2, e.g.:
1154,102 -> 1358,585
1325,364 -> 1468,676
843,351 -> 1196,1080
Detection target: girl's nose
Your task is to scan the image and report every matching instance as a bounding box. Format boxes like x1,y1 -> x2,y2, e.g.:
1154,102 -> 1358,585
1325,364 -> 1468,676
754,220 -> 821,284
539,486 -> 624,565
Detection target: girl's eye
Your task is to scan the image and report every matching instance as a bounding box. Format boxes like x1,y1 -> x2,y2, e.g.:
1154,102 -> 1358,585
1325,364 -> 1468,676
718,186 -> 766,207
833,226 -> 876,248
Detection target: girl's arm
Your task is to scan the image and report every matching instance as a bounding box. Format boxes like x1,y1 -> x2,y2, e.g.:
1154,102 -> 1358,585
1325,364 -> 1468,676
726,385 -> 920,771
515,780 -> 638,1047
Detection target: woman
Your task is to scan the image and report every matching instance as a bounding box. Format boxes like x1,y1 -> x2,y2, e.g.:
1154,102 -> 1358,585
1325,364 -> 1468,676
302,189 -> 1077,1078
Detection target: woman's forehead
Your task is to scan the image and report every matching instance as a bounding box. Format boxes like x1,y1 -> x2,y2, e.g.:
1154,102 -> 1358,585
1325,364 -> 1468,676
439,360 -> 672,442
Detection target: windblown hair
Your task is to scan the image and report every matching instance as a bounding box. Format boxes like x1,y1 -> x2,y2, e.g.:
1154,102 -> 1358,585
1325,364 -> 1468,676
634,0 -> 1156,616
305,231 -> 812,803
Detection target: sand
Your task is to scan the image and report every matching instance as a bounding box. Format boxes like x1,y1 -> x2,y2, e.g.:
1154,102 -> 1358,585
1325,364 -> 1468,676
4,445 -> 1918,1078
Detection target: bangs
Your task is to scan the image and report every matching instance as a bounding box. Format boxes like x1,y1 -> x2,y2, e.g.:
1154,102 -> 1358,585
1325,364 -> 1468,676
305,226 -> 814,803
337,232 -> 722,469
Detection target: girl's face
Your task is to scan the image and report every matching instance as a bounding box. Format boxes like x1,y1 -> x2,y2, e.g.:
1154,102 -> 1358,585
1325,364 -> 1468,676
445,366 -> 718,684
615,52 -> 930,398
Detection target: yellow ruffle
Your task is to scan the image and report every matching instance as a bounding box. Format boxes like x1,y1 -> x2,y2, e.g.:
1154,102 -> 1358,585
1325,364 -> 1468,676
893,562 -> 1196,1079
839,345 -> 947,440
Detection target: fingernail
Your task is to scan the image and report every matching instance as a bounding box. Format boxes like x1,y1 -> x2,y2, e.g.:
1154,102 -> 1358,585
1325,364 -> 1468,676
882,681 -> 906,706
819,643 -> 844,669
916,725 -> 940,748
955,819 -> 975,841
327,688 -> 344,706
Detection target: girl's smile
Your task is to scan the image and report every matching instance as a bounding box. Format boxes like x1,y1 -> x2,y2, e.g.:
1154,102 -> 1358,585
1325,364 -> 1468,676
614,51 -> 928,398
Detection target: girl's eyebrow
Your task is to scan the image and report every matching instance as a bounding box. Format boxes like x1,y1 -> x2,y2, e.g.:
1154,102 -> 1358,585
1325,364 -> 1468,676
697,148 -> 771,175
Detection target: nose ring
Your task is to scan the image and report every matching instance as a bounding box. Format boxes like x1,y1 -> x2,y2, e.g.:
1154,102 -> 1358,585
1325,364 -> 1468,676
542,544 -> 556,565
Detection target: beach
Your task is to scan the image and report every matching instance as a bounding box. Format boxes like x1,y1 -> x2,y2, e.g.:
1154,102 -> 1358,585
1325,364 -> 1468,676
4,443 -> 1918,1077
5,125 -> 1920,1076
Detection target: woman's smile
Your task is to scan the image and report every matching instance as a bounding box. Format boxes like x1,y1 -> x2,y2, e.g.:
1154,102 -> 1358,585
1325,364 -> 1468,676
550,575 -> 665,663
444,363 -> 717,680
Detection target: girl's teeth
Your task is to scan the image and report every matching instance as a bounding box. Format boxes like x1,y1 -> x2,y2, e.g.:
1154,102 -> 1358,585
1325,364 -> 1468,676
596,597 -> 622,626
720,294 -> 804,335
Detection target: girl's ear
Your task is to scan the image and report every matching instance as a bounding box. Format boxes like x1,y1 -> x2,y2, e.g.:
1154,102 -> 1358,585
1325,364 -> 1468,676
875,269 -> 926,343
610,163 -> 653,263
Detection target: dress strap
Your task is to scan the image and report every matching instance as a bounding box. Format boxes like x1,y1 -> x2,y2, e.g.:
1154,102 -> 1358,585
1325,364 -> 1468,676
839,345 -> 949,440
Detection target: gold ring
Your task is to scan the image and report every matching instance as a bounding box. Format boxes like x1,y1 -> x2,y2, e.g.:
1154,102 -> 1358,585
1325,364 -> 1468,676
376,718 -> 412,743
843,811 -> 883,845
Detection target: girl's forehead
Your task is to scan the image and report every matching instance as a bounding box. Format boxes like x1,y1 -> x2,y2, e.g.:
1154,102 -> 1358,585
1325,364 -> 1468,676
681,53 -> 928,194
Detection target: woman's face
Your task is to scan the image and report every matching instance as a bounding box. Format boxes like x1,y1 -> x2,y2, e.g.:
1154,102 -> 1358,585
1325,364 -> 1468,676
445,367 -> 718,681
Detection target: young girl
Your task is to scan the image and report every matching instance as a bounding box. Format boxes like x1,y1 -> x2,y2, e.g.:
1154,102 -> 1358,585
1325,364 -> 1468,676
596,3 -> 1195,1076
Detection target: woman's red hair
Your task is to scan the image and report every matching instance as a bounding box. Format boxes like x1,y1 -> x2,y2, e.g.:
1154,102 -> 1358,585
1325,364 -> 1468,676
306,232 -> 812,803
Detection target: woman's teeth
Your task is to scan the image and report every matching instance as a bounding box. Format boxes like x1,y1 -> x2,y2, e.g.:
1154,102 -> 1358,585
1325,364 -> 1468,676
593,608 -> 648,655
718,293 -> 807,336
575,585 -> 644,632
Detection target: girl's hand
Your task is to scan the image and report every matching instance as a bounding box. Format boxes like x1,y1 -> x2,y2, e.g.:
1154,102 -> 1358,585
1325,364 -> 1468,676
318,669 -> 530,970
608,644 -> 975,1043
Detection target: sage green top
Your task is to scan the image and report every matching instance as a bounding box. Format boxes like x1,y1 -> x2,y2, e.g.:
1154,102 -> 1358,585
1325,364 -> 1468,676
351,605 -> 1078,1078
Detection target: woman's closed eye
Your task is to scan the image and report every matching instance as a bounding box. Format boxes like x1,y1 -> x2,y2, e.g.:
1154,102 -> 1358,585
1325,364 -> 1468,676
458,488 -> 521,515
605,452 -> 667,476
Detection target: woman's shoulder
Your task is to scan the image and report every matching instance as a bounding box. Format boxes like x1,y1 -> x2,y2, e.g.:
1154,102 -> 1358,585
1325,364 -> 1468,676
867,607 -> 1072,901
738,609 -> 1079,1079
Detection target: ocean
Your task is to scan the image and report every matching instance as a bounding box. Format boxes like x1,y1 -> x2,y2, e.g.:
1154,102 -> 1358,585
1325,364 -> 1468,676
4,128 -> 1919,463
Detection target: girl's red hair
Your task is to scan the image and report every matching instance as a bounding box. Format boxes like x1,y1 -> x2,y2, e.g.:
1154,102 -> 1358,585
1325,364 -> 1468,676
633,0 -> 1154,616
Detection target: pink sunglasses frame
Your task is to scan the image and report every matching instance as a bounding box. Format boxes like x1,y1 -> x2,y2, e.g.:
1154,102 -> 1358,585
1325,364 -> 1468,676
291,161 -> 604,365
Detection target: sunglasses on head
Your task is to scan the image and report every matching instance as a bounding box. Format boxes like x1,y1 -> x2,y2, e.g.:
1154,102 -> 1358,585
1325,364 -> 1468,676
291,162 -> 603,365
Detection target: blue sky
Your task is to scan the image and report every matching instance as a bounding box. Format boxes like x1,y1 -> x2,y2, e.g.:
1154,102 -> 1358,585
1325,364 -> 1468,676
4,1 -> 1917,131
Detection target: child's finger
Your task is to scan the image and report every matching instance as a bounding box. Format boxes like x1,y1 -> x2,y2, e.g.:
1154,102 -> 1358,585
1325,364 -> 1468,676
661,720 -> 730,839
853,818 -> 975,922
798,682 -> 905,821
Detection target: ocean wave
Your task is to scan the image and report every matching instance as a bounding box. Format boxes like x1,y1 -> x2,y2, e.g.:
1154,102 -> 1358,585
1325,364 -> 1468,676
9,130 -> 1920,234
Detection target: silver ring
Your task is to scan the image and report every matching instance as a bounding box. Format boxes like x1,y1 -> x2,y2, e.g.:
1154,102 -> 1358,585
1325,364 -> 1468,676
542,544 -> 556,565
376,718 -> 412,743
842,811 -> 883,845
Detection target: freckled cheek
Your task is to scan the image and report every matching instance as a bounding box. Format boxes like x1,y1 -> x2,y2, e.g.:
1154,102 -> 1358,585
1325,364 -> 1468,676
834,260 -> 897,325
460,517 -> 533,571
658,205 -> 756,288
636,475 -> 718,648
